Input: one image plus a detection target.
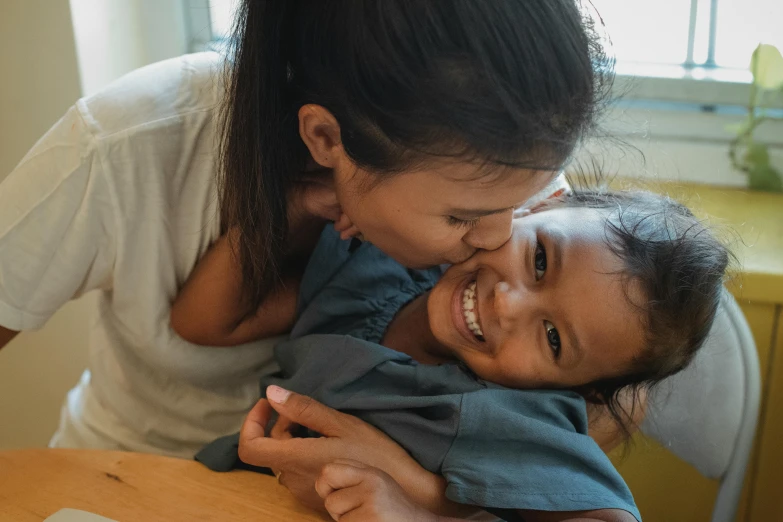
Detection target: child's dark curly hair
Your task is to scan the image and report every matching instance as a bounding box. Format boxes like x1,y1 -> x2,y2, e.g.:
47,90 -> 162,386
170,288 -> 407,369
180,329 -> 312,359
552,189 -> 731,434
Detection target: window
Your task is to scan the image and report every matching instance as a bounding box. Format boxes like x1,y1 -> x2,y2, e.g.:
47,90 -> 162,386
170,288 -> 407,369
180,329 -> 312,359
592,0 -> 783,108
593,0 -> 783,70
183,0 -> 237,53
191,0 -> 782,187
197,0 -> 780,104
207,0 -> 239,40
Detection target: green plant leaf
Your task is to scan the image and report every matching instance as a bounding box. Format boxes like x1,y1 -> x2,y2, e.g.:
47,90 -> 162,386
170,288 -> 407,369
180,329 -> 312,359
748,163 -> 783,192
725,116 -> 753,135
751,44 -> 783,90
744,142 -> 771,167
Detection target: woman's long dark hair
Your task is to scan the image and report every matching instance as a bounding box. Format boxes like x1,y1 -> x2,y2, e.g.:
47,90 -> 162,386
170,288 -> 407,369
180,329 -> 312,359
220,0 -> 614,310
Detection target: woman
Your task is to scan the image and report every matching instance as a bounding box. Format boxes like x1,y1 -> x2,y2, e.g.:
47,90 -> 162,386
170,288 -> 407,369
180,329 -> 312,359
0,0 -> 610,515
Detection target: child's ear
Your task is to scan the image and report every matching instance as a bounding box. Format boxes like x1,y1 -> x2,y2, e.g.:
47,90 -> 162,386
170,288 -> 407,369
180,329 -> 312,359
334,212 -> 364,241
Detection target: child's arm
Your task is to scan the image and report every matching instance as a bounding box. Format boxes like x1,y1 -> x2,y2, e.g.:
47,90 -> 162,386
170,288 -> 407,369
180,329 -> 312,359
170,228 -> 299,346
316,461 -> 636,522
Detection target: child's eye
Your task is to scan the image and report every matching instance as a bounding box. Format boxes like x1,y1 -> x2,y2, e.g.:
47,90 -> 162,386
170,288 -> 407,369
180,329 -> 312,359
544,320 -> 561,358
446,216 -> 481,229
534,241 -> 547,280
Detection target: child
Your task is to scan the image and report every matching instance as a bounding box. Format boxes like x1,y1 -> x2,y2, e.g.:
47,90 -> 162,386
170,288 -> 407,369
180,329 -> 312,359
190,189 -> 729,521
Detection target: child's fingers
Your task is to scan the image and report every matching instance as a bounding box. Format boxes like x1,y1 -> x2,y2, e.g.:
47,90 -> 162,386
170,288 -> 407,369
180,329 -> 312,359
334,213 -> 353,233
333,213 -> 364,240
333,507 -> 381,522
322,486 -> 365,521
315,459 -> 369,499
339,224 -> 362,241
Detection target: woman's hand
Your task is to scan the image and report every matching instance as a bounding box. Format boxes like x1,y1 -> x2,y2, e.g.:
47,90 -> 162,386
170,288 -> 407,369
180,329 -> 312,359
316,460 -> 438,522
238,386 -> 471,517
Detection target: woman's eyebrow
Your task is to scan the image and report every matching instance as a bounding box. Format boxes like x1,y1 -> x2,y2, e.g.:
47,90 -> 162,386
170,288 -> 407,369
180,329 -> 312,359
446,207 -> 512,218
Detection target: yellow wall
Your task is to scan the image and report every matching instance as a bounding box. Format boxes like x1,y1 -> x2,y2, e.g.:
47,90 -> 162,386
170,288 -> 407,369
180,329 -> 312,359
0,0 -> 191,450
0,0 -> 91,449
0,0 -> 81,176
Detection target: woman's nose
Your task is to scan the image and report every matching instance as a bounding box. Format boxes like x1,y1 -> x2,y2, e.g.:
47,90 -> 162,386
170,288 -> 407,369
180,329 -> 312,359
462,211 -> 513,251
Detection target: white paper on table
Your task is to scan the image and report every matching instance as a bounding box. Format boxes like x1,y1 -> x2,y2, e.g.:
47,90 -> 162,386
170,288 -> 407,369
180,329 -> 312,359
43,508 -> 118,522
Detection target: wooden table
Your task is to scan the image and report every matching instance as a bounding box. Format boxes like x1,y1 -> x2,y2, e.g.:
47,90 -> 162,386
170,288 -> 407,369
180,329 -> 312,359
0,449 -> 328,522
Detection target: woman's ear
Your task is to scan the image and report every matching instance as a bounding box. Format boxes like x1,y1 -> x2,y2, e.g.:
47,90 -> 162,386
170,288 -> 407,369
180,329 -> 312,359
299,104 -> 344,169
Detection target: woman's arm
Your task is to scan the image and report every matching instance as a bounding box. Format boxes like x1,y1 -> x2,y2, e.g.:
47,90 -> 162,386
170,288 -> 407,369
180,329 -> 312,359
170,228 -> 299,346
170,175 -> 344,347
0,326 -> 19,351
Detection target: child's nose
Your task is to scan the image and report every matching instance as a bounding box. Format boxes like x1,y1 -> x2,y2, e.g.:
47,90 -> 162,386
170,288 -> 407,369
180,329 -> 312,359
493,280 -> 530,331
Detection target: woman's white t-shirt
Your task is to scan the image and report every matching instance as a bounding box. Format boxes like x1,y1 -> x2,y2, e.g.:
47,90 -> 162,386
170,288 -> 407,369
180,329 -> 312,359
0,53 -> 280,457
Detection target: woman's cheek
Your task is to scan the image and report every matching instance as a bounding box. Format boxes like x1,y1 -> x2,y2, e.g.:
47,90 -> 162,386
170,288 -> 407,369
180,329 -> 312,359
424,223 -> 463,248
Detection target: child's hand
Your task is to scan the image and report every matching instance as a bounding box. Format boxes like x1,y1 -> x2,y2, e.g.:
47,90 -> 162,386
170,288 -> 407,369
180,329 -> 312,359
334,212 -> 364,241
290,175 -> 343,224
315,460 -> 437,522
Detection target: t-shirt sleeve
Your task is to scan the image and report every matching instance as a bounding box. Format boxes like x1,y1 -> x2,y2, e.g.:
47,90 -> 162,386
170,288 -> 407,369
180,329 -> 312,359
441,389 -> 641,521
0,103 -> 116,330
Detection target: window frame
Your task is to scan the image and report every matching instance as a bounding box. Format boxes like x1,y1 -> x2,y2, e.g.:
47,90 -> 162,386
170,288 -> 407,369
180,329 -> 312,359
185,0 -> 783,187
183,0 -> 215,54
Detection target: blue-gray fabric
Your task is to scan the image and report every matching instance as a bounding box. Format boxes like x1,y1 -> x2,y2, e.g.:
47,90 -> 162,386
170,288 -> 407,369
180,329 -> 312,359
196,226 -> 640,521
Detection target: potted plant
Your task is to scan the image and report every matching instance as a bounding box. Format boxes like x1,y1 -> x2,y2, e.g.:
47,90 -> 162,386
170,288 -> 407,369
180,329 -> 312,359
729,43 -> 783,192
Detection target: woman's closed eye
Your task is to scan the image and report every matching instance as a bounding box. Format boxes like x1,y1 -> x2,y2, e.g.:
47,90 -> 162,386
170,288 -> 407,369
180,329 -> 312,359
534,241 -> 547,280
544,320 -> 562,358
446,215 -> 481,229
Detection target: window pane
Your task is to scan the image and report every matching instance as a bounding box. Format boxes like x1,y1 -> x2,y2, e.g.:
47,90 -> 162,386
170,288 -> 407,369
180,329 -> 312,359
210,0 -> 239,39
715,0 -> 783,69
590,0 -> 692,64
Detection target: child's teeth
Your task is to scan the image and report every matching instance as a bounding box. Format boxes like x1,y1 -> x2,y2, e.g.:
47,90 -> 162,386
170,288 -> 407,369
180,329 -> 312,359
461,281 -> 483,339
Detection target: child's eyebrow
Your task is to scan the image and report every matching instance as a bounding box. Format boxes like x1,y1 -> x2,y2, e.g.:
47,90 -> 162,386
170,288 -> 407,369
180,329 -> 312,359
547,229 -> 565,274
562,321 -> 584,369
549,229 -> 581,366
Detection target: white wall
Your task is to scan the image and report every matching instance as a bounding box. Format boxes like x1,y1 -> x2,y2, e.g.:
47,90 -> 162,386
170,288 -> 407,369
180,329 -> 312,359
0,0 -> 190,450
69,0 -> 189,96
575,104 -> 783,188
0,0 -> 92,449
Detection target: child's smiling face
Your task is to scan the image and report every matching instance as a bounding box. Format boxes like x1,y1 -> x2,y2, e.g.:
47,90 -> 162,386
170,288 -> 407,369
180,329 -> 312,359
427,205 -> 648,389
